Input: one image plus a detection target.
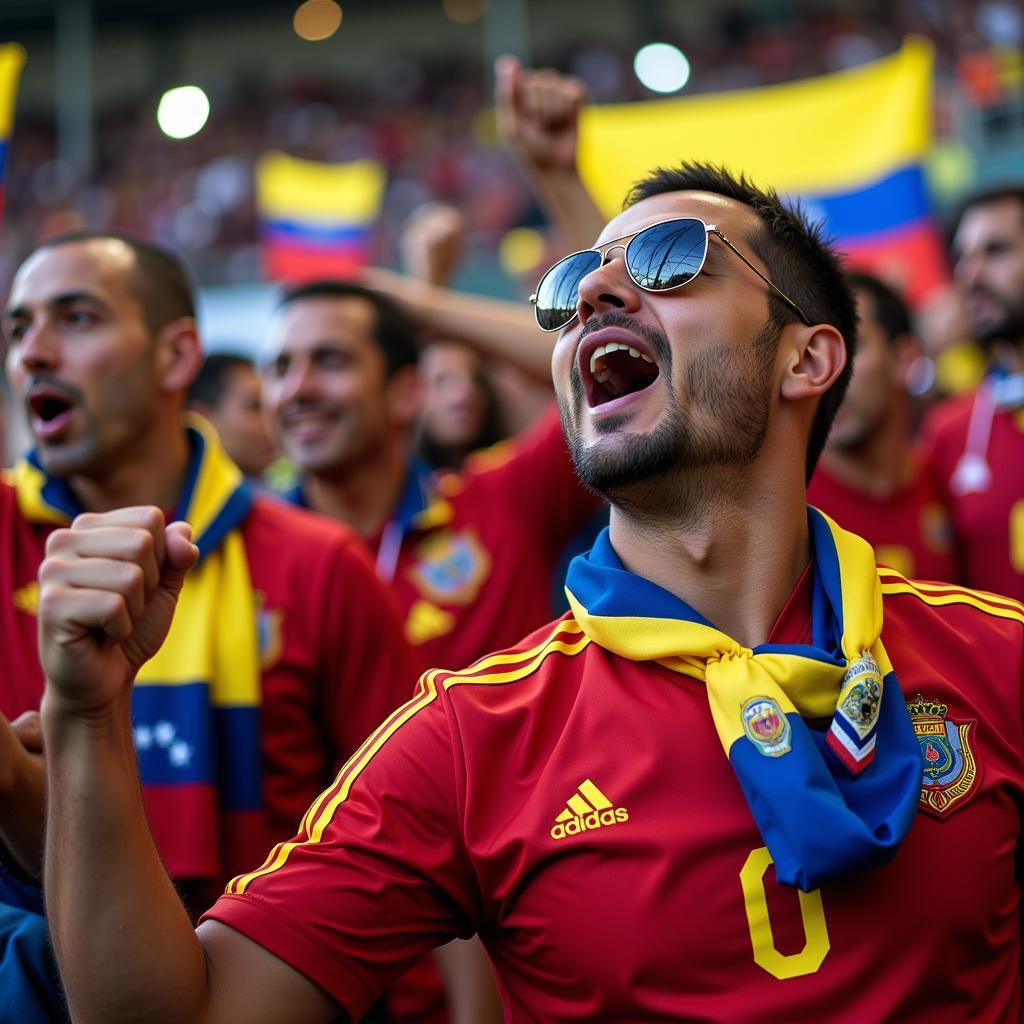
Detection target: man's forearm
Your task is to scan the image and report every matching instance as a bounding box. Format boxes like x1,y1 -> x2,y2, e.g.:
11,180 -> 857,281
523,166 -> 607,255
365,271 -> 553,384
42,690 -> 211,1024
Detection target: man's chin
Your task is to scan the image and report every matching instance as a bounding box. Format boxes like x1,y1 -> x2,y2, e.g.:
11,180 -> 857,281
32,440 -> 94,480
570,429 -> 685,497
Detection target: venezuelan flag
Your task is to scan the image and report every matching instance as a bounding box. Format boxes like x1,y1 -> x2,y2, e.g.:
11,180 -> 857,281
578,39 -> 945,306
0,44 -> 25,221
256,151 -> 386,282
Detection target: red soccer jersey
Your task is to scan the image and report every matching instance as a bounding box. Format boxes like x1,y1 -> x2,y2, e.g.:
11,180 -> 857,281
922,391 -> 1024,600
808,456 -> 957,581
307,406 -> 601,670
206,567 -> 1024,1022
0,480 -> 419,896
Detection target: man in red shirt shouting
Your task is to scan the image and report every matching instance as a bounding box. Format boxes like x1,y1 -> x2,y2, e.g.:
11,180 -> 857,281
36,167 -> 1024,1022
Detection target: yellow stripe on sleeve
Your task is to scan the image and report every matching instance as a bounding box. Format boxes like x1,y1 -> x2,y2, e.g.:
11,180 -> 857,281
228,672 -> 443,895
880,578 -> 1024,626
228,621 -> 592,895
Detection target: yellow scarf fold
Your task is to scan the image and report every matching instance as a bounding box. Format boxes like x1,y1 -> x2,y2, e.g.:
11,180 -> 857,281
15,415 -> 263,880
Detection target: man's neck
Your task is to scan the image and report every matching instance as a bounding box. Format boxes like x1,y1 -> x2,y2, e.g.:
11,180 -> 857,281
303,440 -> 410,538
68,419 -> 192,515
607,467 -> 810,649
819,403 -> 912,499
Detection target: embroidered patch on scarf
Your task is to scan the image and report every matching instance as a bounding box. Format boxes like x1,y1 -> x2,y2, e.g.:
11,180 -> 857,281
742,697 -> 792,757
826,650 -> 883,774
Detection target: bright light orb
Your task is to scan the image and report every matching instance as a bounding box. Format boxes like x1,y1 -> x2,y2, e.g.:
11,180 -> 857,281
294,0 -> 343,41
633,43 -> 691,94
157,86 -> 211,140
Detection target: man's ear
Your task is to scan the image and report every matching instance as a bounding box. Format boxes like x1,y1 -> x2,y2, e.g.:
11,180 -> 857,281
386,364 -> 423,427
155,317 -> 203,395
780,324 -> 846,402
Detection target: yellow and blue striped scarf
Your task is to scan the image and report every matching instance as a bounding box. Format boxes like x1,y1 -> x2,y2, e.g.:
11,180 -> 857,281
14,415 -> 263,881
565,508 -> 921,891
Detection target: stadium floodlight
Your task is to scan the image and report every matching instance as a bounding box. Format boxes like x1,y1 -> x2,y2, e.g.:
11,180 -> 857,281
633,43 -> 691,94
293,0 -> 343,41
157,86 -> 211,140
443,0 -> 486,23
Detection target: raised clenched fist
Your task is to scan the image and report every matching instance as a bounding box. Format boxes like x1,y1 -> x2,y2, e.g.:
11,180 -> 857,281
495,54 -> 587,174
38,507 -> 198,718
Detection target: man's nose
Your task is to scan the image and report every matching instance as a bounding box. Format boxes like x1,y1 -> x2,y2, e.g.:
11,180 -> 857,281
574,248 -> 641,328
278,358 -> 320,405
13,322 -> 60,374
954,250 -> 985,290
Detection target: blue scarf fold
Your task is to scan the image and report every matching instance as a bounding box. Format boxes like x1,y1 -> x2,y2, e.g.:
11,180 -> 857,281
565,508 -> 921,891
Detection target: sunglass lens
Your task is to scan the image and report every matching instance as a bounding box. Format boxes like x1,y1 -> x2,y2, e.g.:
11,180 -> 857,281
534,250 -> 603,331
627,219 -> 708,291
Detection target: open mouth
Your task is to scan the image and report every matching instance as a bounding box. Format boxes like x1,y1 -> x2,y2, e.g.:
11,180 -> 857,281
586,341 -> 660,408
29,392 -> 73,424
26,387 -> 77,438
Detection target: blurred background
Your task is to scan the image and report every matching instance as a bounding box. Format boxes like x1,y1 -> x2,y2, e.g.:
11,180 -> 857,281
0,0 -> 1021,343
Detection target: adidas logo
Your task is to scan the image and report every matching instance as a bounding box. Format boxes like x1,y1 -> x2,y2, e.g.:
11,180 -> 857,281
550,779 -> 629,840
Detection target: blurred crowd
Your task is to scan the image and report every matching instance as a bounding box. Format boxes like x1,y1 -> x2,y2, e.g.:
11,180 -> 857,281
2,1 -> 1024,1020
4,0 -> 1024,288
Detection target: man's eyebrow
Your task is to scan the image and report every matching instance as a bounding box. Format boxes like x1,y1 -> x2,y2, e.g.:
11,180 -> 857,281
4,291 -> 106,321
50,290 -> 107,308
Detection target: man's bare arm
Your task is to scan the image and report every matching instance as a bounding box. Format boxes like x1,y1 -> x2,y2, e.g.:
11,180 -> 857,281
360,266 -> 553,384
495,54 -> 606,253
361,58 -> 606,387
39,508 -> 338,1024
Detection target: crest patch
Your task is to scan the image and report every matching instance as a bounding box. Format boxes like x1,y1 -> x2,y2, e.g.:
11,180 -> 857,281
255,592 -> 283,670
742,696 -> 791,758
907,695 -> 979,819
409,528 -> 490,605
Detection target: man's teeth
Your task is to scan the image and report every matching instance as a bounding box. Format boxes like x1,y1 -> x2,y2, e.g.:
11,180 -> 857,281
589,341 -> 655,382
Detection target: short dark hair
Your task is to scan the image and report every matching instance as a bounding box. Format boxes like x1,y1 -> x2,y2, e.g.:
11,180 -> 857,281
27,230 -> 196,333
624,162 -> 858,480
950,183 -> 1024,242
188,352 -> 255,408
278,280 -> 419,376
847,271 -> 911,345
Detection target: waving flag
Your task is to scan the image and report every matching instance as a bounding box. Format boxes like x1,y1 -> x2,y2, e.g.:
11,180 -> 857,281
578,39 -> 944,305
0,44 -> 25,221
256,152 -> 386,282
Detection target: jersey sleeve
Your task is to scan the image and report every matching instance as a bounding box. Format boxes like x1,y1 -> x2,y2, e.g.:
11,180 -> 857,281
462,403 -> 603,559
319,536 -> 425,758
202,679 -> 476,1018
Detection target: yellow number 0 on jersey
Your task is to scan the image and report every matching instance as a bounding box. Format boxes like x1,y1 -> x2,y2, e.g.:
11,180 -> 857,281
739,847 -> 830,979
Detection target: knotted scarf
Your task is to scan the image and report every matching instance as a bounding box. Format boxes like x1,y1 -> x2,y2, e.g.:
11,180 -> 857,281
565,507 -> 921,891
15,415 -> 264,882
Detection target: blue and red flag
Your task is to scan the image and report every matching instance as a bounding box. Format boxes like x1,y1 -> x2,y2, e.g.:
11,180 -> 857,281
255,151 -> 386,283
578,39 -> 945,306
0,44 -> 25,221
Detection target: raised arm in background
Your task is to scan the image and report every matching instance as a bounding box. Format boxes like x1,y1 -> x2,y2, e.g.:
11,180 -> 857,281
494,54 -> 606,253
362,57 -> 607,386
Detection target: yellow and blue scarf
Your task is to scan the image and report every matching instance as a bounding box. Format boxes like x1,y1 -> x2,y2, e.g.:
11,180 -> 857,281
565,508 -> 921,891
14,415 -> 263,881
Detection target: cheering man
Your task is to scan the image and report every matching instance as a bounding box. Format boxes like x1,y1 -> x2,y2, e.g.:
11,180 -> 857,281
35,167 -> 1024,1022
